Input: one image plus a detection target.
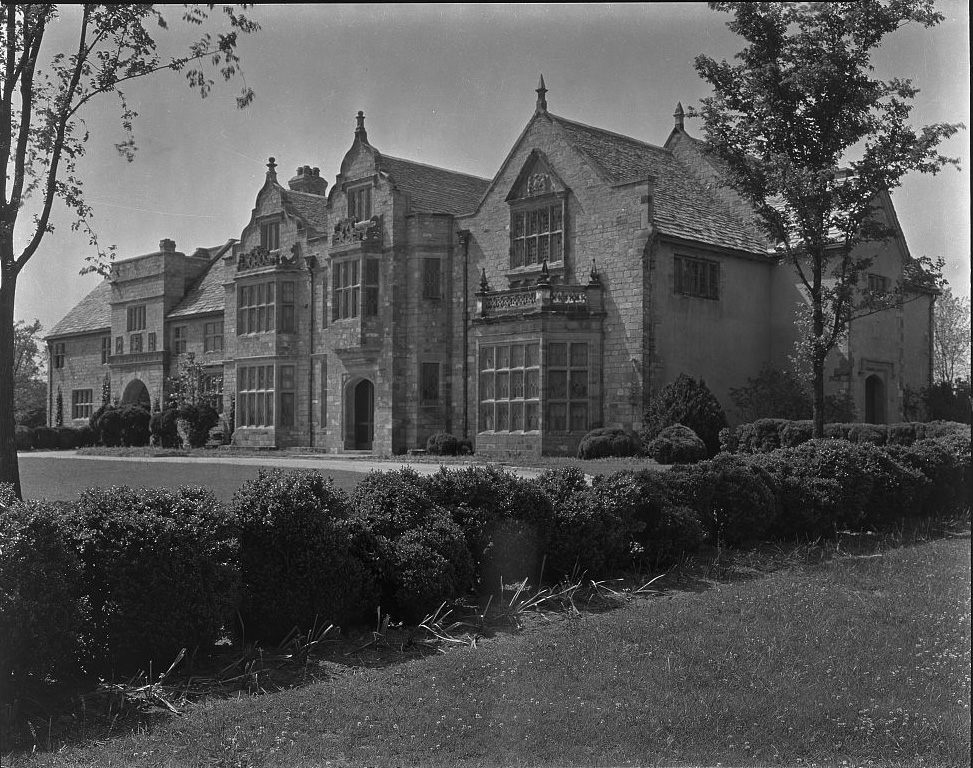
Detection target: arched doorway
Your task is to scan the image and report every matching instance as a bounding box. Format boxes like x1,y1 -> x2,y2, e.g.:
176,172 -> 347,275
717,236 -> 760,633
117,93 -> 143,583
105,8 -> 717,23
864,375 -> 886,424
345,379 -> 374,450
121,379 -> 151,410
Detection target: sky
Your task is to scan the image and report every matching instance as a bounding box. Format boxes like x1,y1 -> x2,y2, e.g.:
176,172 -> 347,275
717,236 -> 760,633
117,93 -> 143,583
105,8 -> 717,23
14,2 -> 972,334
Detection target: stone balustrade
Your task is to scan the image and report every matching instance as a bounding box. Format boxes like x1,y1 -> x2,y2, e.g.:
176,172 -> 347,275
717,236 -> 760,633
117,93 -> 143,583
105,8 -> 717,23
477,283 -> 601,317
331,215 -> 383,248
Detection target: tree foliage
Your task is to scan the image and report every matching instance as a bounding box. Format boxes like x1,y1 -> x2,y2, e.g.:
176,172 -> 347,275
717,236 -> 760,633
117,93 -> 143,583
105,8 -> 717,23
693,1 -> 962,436
13,319 -> 46,426
933,284 -> 971,384
0,5 -> 258,495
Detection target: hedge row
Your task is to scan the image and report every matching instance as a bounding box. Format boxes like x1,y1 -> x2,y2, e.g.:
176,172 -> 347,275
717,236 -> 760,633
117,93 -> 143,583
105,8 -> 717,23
2,432 -> 969,694
15,425 -> 97,451
720,418 -> 968,454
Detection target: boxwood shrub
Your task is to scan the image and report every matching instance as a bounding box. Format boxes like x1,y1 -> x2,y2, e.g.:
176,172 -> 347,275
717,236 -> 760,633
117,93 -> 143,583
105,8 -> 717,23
72,485 -> 238,674
537,467 -> 644,578
644,424 -> 707,464
577,427 -> 642,459
423,466 -> 555,590
14,425 -> 33,451
232,470 -> 374,643
349,469 -> 474,621
668,454 -> 779,547
0,497 -> 82,692
426,432 -> 460,456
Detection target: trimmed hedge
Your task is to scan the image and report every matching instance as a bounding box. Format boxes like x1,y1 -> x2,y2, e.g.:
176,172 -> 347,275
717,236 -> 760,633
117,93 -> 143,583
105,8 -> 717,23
537,468 -> 644,578
14,425 -> 33,450
644,424 -> 707,464
668,454 -> 779,547
71,485 -> 238,674
423,466 -> 555,590
577,427 -> 642,459
723,419 -> 969,454
90,404 -> 151,447
232,470 -> 374,643
349,469 -> 474,622
0,498 -> 82,691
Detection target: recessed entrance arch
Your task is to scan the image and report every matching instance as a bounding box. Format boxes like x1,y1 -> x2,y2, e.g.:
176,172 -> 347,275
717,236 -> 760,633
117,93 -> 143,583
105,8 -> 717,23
864,374 -> 886,424
121,379 -> 151,410
344,378 -> 374,450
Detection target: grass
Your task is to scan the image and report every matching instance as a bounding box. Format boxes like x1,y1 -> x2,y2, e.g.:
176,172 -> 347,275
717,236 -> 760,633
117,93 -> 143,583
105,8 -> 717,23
71,445 -> 662,475
9,529 -> 970,767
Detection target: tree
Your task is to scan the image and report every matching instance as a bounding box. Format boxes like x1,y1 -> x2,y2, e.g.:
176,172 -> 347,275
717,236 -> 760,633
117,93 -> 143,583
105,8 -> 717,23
693,1 -> 962,436
933,284 -> 971,384
0,5 -> 258,497
13,318 -> 46,426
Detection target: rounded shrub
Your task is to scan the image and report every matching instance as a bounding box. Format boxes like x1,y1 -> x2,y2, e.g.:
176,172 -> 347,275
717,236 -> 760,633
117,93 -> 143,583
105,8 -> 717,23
423,466 -> 554,591
55,427 -> 81,450
31,426 -> 59,450
668,454 -> 778,547
642,504 -> 706,567
780,420 -> 814,448
887,422 -> 919,446
176,404 -> 219,448
748,451 -> 845,539
642,373 -> 728,457
883,439 -> 969,517
14,425 -> 34,451
72,485 -> 237,674
577,427 -> 642,459
537,467 -> 644,579
848,423 -> 887,445
426,432 -> 460,456
0,499 -> 82,691
644,424 -> 707,464
233,470 -> 374,643
149,408 -> 180,448
349,469 -> 474,621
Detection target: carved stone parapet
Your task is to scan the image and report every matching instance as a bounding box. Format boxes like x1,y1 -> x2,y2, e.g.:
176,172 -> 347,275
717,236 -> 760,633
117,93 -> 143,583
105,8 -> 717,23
237,244 -> 298,272
331,215 -> 382,248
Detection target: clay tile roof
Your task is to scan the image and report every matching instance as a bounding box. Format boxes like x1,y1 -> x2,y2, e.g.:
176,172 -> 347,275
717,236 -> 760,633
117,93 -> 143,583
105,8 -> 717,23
549,113 -> 771,256
280,189 -> 329,232
378,155 -> 491,216
167,243 -> 233,319
47,281 -> 112,338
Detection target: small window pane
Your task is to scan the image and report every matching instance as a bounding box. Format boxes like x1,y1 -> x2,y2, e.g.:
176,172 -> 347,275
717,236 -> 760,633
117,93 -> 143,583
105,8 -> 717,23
510,344 -> 524,368
525,369 -> 539,399
547,403 -> 567,432
509,402 -> 524,432
480,402 -> 494,432
510,370 -> 525,399
495,402 -> 508,432
496,345 -> 509,369
495,371 -> 509,399
569,370 -> 588,399
525,402 -> 540,431
525,343 -> 539,367
570,343 -> 588,367
480,372 -> 495,401
570,402 -> 589,432
479,347 -> 494,371
548,370 -> 567,399
548,343 -> 567,367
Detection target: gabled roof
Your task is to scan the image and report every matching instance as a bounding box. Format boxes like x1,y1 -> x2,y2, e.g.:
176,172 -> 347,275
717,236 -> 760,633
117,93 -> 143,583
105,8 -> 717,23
47,281 -> 112,338
379,155 -> 491,216
167,241 -> 235,319
548,113 -> 771,256
280,188 -> 329,232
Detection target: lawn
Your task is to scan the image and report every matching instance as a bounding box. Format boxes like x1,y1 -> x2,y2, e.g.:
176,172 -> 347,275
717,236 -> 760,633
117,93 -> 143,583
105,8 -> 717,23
14,535 -> 970,767
17,455 -> 365,500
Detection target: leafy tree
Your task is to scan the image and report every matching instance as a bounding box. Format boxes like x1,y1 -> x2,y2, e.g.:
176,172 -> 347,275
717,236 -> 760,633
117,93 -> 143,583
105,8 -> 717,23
0,5 -> 258,497
693,1 -> 962,436
13,319 -> 46,426
933,284 -> 971,384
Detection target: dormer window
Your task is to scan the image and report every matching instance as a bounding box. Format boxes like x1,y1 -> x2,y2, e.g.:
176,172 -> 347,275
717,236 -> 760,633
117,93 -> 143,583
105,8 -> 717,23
348,184 -> 372,222
511,200 -> 564,269
261,221 -> 280,252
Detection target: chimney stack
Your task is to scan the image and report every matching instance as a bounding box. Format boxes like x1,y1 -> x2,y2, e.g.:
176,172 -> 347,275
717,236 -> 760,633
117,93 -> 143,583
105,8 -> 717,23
288,164 -> 329,196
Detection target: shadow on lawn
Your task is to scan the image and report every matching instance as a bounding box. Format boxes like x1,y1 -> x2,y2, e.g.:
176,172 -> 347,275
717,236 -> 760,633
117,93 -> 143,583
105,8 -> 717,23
5,513 -> 969,759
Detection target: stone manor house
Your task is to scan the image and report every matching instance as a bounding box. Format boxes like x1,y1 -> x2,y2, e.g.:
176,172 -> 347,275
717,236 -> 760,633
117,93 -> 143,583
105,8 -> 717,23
47,80 -> 935,456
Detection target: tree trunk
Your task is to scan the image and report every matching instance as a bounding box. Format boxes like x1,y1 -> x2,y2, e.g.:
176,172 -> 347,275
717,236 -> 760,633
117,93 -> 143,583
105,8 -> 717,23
812,352 -> 826,439
811,258 -> 826,439
0,270 -> 23,498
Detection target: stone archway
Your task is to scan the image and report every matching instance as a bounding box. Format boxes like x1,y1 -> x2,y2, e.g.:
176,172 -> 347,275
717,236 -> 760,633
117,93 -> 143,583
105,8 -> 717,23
344,378 -> 374,450
864,374 -> 886,424
121,379 -> 151,410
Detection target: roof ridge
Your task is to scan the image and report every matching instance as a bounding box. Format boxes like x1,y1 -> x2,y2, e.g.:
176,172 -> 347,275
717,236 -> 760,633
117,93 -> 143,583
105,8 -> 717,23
381,153 -> 491,183
548,112 -> 671,155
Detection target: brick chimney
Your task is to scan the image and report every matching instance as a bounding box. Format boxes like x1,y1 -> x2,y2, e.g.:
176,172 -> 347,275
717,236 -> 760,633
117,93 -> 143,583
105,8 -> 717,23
159,238 -> 176,253
288,165 -> 328,196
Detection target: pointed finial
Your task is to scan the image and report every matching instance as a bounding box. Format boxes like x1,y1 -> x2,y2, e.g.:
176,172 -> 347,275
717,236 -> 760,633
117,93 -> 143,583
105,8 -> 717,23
479,267 -> 490,293
536,74 -> 548,113
537,259 -> 551,286
266,156 -> 277,181
673,102 -> 685,130
355,110 -> 368,143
